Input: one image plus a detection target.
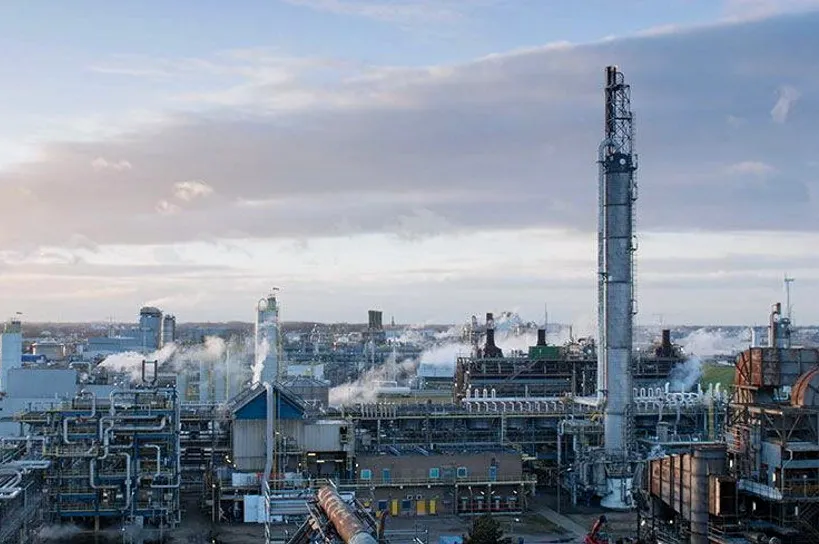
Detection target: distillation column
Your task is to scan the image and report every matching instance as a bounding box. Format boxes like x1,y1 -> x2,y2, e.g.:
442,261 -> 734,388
598,65 -> 637,458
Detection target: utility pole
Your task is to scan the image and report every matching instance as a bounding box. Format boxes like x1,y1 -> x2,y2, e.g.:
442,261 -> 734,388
784,274 -> 795,321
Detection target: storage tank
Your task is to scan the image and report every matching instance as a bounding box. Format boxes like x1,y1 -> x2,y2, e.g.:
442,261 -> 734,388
161,314 -> 176,347
139,306 -> 163,352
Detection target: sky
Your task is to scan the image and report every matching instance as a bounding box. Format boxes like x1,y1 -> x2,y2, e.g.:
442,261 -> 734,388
0,0 -> 818,326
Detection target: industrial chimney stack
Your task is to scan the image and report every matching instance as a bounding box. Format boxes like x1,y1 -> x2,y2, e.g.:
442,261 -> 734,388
598,65 -> 638,465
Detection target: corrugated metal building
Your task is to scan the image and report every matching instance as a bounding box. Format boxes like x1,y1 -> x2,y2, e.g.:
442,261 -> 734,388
230,385 -> 353,477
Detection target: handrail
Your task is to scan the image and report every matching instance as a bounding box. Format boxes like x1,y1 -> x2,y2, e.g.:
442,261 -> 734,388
344,475 -> 534,487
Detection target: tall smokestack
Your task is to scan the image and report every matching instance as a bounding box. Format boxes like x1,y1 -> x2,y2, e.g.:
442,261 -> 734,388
482,312 -> 503,358
537,329 -> 547,346
598,65 -> 637,459
661,329 -> 672,357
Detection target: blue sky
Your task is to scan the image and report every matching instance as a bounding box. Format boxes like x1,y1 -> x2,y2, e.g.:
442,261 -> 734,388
0,0 -> 818,325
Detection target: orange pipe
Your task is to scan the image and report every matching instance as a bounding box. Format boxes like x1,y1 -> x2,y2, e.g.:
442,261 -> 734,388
317,486 -> 372,544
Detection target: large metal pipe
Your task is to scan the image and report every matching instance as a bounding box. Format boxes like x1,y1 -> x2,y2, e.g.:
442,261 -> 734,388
690,447 -> 726,544
113,416 -> 167,432
262,382 -> 274,493
317,486 -> 377,544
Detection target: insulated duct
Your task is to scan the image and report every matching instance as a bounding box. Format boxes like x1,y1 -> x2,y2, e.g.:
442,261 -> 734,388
316,486 -> 377,544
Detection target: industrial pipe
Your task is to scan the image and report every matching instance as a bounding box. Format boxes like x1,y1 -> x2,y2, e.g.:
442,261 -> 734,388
89,459 -> 119,490
316,486 -> 378,544
262,382 -> 274,494
0,471 -> 22,491
0,487 -> 21,500
152,390 -> 182,491
76,390 -> 97,418
113,416 -> 167,432
146,444 -> 163,479
121,452 -> 133,511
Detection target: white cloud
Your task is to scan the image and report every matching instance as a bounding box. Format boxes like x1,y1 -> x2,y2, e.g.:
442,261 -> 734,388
725,161 -> 776,176
91,157 -> 132,171
1,13 -> 817,252
173,180 -> 214,201
155,200 -> 180,215
0,11 -> 818,322
282,0 -> 498,24
771,85 -> 801,123
2,229 -> 819,323
724,0 -> 819,19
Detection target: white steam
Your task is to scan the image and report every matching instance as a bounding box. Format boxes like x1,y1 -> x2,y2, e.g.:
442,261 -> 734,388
97,343 -> 177,380
98,336 -> 229,383
329,354 -> 418,406
417,342 -> 471,372
677,328 -> 750,357
37,524 -> 83,540
668,356 -> 703,392
329,311 -> 547,406
252,337 -> 269,385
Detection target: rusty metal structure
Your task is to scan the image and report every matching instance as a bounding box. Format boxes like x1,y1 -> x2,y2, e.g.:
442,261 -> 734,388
317,486 -> 378,544
287,486 -> 380,544
638,303 -> 819,543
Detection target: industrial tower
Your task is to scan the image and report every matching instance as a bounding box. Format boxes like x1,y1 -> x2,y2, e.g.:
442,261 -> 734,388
598,66 -> 637,460
255,289 -> 282,384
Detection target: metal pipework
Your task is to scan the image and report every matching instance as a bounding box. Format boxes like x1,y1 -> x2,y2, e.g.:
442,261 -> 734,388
262,382 -> 274,494
316,486 -> 378,544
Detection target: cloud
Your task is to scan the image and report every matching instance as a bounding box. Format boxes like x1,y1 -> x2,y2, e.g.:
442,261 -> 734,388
723,0 -> 819,20
173,180 -> 214,201
0,11 -> 817,254
771,85 -> 801,123
4,229 -> 819,323
282,0 -> 500,24
155,200 -> 180,215
725,161 -> 776,176
91,157 -> 132,171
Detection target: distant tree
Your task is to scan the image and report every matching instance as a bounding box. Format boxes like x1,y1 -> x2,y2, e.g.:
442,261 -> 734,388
464,514 -> 512,544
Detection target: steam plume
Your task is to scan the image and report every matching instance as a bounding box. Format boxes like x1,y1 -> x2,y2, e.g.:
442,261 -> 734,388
37,524 -> 83,541
668,356 -> 703,392
252,337 -> 269,385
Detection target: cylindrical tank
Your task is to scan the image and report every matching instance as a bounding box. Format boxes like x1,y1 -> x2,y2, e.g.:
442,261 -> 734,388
316,486 -> 377,544
691,446 -> 726,544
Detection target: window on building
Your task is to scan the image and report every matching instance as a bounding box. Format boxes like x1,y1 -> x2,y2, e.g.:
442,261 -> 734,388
429,468 -> 440,479
382,468 -> 391,483
456,466 -> 468,478
360,469 -> 372,481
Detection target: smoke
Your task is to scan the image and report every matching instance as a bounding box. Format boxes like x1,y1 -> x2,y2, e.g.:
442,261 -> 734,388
98,336 -> 229,382
36,524 -> 83,540
252,337 -> 269,385
97,342 -> 177,380
668,356 -> 703,392
677,328 -> 750,357
417,342 -> 471,371
252,312 -> 279,385
329,354 -> 418,406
